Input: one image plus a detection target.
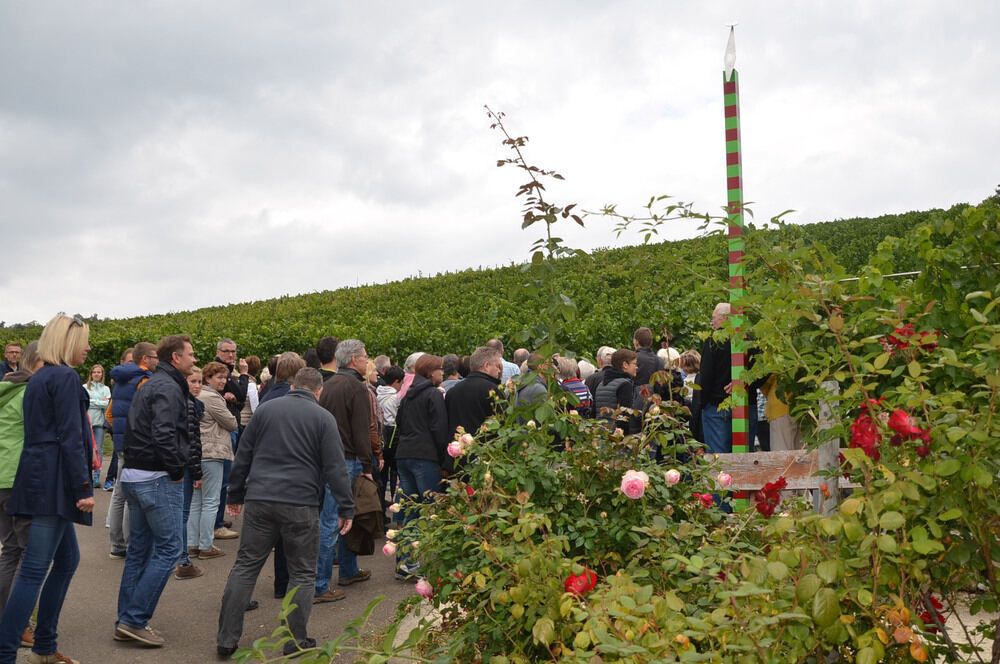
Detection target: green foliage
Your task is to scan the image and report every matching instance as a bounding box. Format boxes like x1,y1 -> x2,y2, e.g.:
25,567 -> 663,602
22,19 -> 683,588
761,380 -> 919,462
2,207 -> 945,379
386,203 -> 1000,663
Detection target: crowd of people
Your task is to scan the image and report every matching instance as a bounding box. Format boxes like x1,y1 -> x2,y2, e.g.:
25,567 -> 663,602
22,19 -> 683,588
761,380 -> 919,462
0,304 -> 802,662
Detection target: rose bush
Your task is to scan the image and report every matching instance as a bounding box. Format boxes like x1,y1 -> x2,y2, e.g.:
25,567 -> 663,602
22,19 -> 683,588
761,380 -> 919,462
383,203 -> 1000,663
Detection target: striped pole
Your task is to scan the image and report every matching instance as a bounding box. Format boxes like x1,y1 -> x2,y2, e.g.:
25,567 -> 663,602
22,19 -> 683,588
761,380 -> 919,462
724,27 -> 749,500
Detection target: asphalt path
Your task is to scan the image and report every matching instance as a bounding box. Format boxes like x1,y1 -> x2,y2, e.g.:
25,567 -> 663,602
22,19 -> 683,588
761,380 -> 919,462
15,465 -> 414,664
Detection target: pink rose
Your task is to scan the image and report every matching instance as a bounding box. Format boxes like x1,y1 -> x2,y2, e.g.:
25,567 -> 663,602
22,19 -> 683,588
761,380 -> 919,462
716,472 -> 732,489
382,541 -> 396,556
447,441 -> 464,458
459,433 -> 474,446
415,578 -> 433,598
620,470 -> 649,499
664,469 -> 681,485
388,503 -> 400,514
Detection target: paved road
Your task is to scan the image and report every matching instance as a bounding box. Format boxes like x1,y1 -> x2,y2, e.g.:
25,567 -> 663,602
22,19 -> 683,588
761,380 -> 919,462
16,467 -> 413,663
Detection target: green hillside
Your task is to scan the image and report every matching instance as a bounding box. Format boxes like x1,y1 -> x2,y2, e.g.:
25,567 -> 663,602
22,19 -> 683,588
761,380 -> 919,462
3,205 -> 963,372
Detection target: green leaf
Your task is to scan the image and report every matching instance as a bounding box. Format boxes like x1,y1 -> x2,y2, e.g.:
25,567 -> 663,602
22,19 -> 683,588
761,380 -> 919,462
879,511 -> 905,531
767,561 -> 789,581
938,508 -> 963,521
908,360 -> 922,378
857,588 -> 873,606
857,646 -> 877,664
817,560 -> 840,584
877,535 -> 898,553
812,588 -> 840,627
839,498 -> 862,516
796,574 -> 821,603
972,465 -> 993,487
664,591 -> 685,612
532,617 -> 555,646
873,352 -> 891,370
935,459 -> 962,477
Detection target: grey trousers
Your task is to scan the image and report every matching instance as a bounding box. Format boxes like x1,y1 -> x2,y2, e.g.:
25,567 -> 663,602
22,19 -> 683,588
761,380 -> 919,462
107,453 -> 130,553
217,501 -> 319,650
0,489 -> 31,613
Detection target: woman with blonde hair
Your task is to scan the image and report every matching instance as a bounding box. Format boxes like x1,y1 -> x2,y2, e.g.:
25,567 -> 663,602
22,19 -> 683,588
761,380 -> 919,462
86,364 -> 111,487
0,315 -> 95,664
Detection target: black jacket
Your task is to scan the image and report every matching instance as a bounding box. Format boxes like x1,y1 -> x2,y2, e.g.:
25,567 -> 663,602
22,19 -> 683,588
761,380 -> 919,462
185,395 -> 204,481
445,371 -> 501,436
123,362 -> 192,481
698,337 -> 731,406
395,375 -> 450,469
216,356 -> 249,419
594,367 -> 634,431
634,347 -> 664,388
584,367 -> 605,401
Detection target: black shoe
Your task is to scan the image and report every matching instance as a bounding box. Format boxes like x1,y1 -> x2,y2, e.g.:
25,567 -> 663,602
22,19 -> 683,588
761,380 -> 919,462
245,600 -> 259,612
274,588 -> 287,599
282,637 -> 316,656
217,644 -> 236,659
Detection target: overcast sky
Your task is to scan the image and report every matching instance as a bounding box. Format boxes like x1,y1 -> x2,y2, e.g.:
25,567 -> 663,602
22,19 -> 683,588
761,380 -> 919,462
1,2 -> 997,325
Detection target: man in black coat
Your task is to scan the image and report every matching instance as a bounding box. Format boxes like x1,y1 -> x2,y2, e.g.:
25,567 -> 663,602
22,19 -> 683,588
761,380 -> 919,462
446,346 -> 503,436
217,367 -> 354,658
115,335 -> 198,647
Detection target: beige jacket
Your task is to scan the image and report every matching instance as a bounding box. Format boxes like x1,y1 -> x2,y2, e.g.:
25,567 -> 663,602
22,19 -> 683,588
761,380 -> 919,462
198,386 -> 238,461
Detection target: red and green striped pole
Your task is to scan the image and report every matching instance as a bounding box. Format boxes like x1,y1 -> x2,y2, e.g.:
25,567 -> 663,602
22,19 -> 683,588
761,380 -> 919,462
724,27 -> 749,489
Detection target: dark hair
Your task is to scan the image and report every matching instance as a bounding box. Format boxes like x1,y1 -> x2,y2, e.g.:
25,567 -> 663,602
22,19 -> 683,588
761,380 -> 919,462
303,348 -> 321,369
245,355 -> 261,378
266,354 -> 279,378
611,348 -> 637,370
119,347 -> 134,364
458,355 -> 471,378
633,327 -> 653,348
413,353 -> 443,379
442,353 -> 459,376
383,365 -> 405,385
316,336 -> 339,365
157,335 -> 192,363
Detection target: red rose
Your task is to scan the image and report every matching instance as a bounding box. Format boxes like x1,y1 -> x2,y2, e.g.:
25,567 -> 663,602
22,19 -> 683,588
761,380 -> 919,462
888,409 -> 917,435
465,485 -> 475,497
564,568 -> 597,596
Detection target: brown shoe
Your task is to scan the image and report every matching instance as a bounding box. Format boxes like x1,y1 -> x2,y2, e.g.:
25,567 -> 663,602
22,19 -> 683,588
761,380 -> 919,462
20,625 -> 34,647
313,588 -> 346,603
337,568 -> 372,586
174,563 -> 205,580
187,546 -> 199,557
198,546 -> 226,560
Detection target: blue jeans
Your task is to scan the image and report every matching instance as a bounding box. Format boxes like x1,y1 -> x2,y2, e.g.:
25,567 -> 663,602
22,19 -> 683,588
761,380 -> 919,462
335,458 -> 363,580
394,458 -> 440,567
179,470 -> 194,566
0,515 -> 79,662
315,486 -> 339,594
702,403 -> 732,454
188,460 -> 224,551
117,478 -> 183,629
215,458 -> 232,529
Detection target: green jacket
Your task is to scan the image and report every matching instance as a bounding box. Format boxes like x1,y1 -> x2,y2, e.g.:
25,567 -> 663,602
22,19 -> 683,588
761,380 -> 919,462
0,372 -> 30,489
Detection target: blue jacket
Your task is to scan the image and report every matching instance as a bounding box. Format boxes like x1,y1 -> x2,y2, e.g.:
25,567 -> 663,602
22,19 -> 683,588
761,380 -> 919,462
8,364 -> 94,525
109,363 -> 152,452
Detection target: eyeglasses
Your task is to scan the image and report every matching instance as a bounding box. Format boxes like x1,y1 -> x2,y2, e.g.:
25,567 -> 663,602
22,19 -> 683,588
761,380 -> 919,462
218,348 -> 237,354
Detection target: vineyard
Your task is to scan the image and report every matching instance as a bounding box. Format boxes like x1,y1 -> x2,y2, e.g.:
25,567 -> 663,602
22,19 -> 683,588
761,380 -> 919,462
4,205 -> 964,373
